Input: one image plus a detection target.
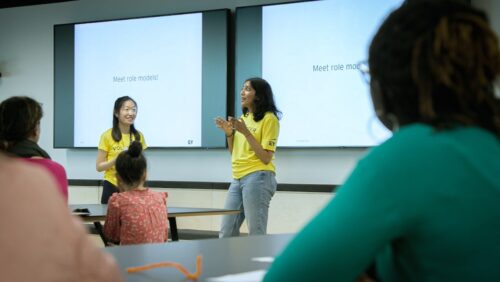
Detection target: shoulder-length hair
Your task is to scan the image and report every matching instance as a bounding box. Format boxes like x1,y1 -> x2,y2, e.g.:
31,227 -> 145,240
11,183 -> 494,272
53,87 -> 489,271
242,77 -> 282,122
0,96 -> 43,149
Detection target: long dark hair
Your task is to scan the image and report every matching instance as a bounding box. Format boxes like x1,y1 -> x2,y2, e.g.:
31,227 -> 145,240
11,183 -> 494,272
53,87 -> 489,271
369,0 -> 500,135
242,78 -> 282,122
0,96 -> 43,150
115,141 -> 147,188
112,96 -> 141,142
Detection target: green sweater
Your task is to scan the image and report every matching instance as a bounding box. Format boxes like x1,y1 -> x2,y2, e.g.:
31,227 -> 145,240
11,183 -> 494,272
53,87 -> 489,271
264,124 -> 500,282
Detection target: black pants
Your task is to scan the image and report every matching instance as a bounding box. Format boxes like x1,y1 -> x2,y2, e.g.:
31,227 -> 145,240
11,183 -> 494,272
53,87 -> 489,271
101,180 -> 118,204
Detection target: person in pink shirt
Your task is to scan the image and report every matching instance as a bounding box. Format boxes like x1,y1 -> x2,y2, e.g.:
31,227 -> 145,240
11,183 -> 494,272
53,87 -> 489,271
0,96 -> 68,202
104,140 -> 168,245
23,158 -> 68,200
0,154 -> 122,281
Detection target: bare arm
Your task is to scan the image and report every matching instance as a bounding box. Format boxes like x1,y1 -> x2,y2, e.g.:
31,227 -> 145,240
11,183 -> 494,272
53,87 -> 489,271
96,149 -> 115,172
229,117 -> 274,164
227,134 -> 235,153
243,134 -> 274,164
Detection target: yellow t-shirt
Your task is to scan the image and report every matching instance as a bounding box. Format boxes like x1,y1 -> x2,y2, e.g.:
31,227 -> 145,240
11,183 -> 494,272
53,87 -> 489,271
98,128 -> 147,186
231,112 -> 279,179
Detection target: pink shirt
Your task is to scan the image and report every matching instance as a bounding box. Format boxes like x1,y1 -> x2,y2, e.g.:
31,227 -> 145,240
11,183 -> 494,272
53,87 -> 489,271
104,188 -> 168,245
22,158 -> 68,202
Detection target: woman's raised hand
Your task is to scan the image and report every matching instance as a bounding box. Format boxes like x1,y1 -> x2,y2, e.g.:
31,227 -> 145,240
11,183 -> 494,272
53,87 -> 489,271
228,116 -> 251,137
214,116 -> 233,136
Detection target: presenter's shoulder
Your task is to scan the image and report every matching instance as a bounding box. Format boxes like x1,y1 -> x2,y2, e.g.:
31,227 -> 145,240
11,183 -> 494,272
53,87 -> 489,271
134,131 -> 147,149
98,128 -> 114,149
263,112 -> 279,122
101,128 -> 113,137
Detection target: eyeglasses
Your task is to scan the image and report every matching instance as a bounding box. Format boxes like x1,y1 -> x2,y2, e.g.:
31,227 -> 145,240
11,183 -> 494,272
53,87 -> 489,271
358,60 -> 370,84
121,107 -> 137,113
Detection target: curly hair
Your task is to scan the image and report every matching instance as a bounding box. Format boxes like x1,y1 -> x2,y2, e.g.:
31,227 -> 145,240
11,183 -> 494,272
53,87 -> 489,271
369,0 -> 500,135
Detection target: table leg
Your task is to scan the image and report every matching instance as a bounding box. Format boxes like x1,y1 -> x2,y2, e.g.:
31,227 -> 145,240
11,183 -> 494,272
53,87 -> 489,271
94,221 -> 109,246
168,217 -> 178,241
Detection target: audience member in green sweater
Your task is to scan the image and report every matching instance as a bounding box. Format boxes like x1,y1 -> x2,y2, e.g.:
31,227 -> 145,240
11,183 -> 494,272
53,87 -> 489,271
265,1 -> 500,281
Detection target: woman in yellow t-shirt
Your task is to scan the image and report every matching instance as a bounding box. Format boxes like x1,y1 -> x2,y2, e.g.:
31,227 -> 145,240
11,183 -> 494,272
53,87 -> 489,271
96,96 -> 147,204
215,77 -> 281,237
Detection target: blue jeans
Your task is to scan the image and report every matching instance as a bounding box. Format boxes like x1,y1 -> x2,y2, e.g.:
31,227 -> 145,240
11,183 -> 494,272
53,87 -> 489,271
220,170 -> 277,237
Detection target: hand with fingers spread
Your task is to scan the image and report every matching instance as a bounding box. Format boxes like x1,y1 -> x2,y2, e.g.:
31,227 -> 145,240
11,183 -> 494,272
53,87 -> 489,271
214,116 -> 234,137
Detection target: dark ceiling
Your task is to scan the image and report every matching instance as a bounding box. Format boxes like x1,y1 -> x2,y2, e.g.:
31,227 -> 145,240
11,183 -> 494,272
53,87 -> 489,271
0,0 -> 472,9
0,0 -> 75,9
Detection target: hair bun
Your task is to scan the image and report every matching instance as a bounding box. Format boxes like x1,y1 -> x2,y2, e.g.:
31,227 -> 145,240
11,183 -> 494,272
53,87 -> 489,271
127,140 -> 143,158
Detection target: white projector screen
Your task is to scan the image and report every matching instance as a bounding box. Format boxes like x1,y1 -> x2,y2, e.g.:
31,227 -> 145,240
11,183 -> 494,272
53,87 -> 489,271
235,0 -> 404,147
74,14 -> 202,147
54,10 -> 228,148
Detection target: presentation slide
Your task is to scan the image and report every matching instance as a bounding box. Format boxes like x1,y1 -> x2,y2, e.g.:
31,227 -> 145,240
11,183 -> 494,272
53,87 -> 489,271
74,13 -> 202,147
260,0 -> 403,147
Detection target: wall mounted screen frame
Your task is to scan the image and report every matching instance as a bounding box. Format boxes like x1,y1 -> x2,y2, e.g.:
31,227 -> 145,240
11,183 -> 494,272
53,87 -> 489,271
54,9 -> 229,148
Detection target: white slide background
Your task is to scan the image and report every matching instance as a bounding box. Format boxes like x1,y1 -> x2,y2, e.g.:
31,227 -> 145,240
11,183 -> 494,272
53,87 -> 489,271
262,0 -> 403,147
74,13 -> 202,147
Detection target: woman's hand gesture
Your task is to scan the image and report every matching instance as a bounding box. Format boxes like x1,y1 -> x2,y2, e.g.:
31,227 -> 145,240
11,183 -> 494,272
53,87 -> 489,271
214,116 -> 234,137
229,116 -> 251,137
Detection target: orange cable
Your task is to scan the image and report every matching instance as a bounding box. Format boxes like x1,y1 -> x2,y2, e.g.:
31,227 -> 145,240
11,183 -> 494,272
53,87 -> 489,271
127,255 -> 202,280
